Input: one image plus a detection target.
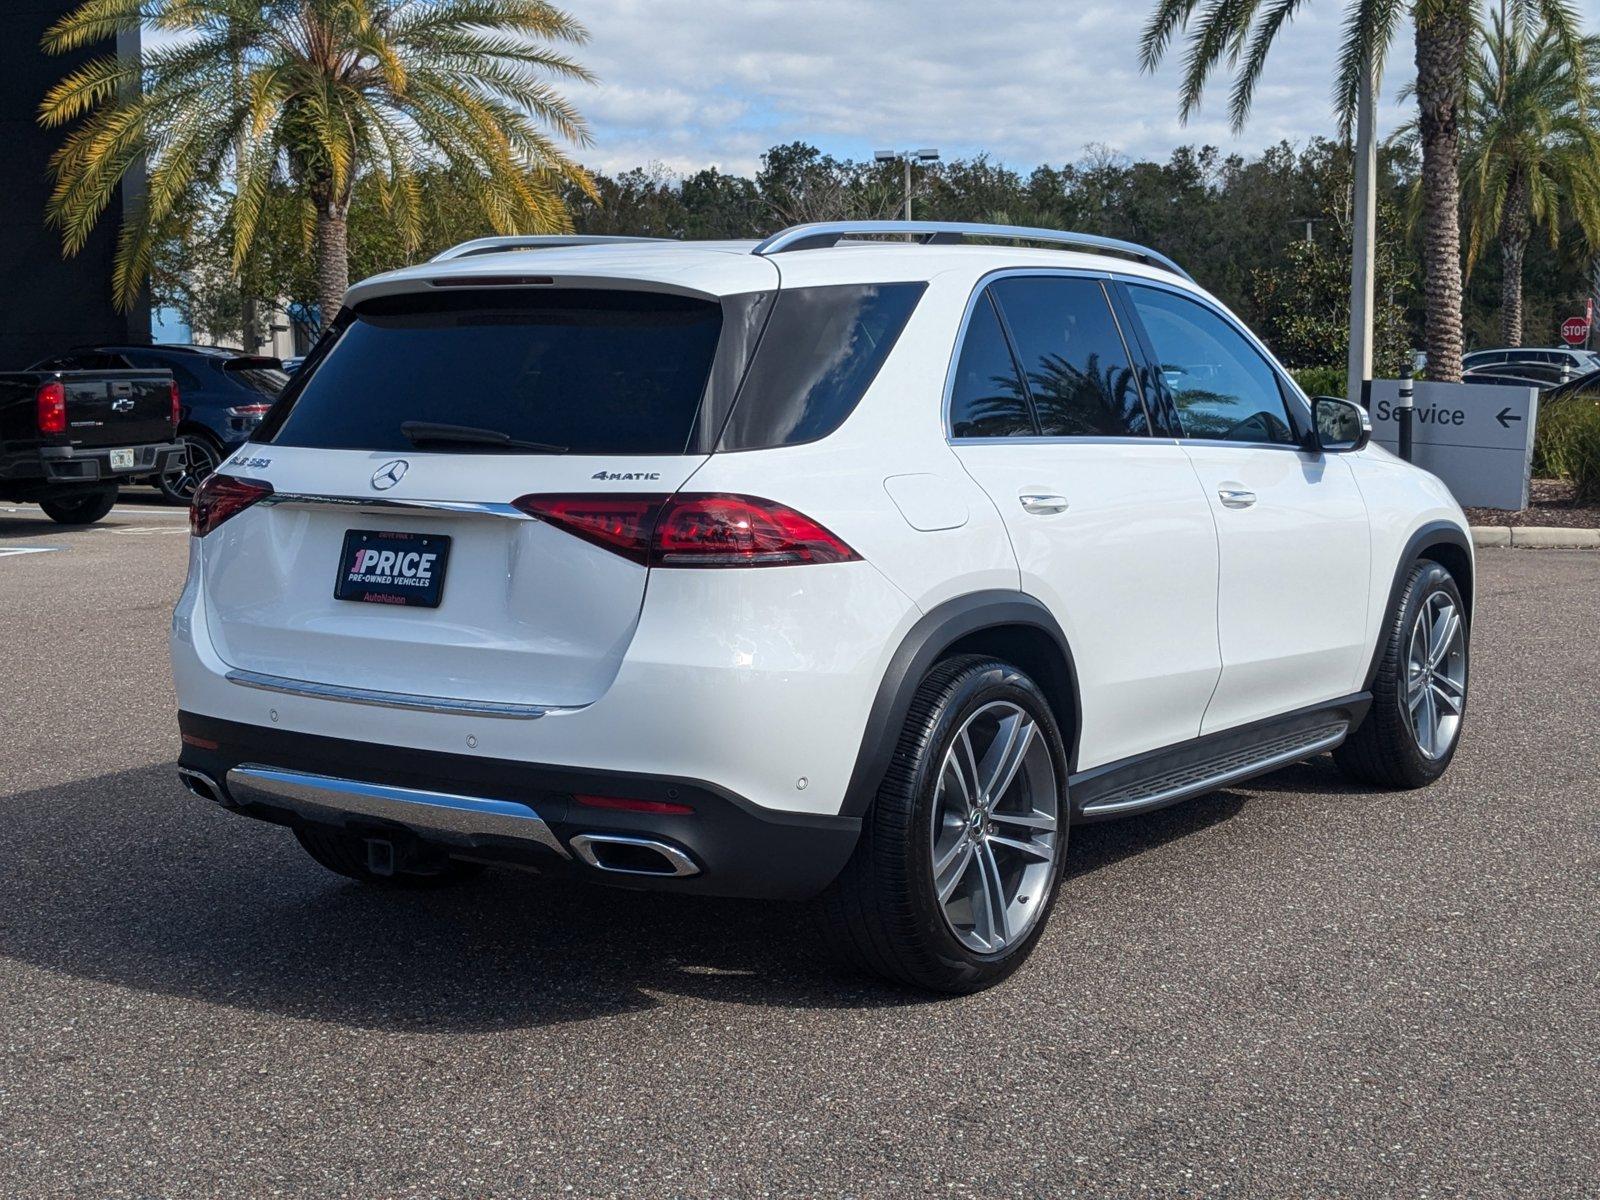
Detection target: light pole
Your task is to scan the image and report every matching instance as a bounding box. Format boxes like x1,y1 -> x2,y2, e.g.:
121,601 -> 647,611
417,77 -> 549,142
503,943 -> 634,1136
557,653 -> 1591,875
875,148 -> 940,221
1346,51 -> 1378,406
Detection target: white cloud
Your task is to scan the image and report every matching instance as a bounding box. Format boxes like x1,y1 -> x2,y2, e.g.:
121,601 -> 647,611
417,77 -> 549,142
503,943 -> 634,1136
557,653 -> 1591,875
568,0 -> 1423,177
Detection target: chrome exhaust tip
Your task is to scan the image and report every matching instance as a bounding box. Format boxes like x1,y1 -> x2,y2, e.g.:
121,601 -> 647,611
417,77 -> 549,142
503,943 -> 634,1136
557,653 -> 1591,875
178,767 -> 226,805
569,833 -> 700,878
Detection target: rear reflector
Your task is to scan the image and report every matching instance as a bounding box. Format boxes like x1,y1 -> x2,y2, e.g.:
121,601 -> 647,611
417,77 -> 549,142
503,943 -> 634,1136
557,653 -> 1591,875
512,492 -> 858,568
575,793 -> 695,816
180,732 -> 220,750
191,473 -> 273,536
170,380 -> 181,428
36,381 -> 66,435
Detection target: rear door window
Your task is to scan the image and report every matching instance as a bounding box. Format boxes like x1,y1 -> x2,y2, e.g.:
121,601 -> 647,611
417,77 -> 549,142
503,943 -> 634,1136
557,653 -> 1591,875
266,289 -> 724,455
990,276 -> 1149,436
948,292 -> 1033,438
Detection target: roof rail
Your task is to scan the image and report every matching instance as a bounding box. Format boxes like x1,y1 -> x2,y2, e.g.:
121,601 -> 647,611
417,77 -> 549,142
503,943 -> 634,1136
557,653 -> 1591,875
751,221 -> 1193,282
431,235 -> 672,262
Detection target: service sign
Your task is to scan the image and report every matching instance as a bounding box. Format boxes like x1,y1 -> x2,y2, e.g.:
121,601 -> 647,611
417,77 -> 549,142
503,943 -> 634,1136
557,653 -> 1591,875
1367,379 -> 1539,511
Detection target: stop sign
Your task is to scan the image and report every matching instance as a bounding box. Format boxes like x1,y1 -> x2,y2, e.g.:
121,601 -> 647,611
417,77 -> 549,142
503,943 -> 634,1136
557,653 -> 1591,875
1561,316 -> 1590,346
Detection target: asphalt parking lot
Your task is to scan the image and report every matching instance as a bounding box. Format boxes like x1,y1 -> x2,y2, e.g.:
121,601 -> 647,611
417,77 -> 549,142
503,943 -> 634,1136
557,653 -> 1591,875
1,501 -> 1596,1199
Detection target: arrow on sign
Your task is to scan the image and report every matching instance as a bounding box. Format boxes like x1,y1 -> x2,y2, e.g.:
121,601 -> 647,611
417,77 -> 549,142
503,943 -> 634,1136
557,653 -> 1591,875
1496,406 -> 1522,428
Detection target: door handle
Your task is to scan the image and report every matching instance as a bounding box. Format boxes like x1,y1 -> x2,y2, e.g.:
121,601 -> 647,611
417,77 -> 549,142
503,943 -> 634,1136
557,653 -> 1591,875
1217,488 -> 1257,509
1019,494 -> 1069,515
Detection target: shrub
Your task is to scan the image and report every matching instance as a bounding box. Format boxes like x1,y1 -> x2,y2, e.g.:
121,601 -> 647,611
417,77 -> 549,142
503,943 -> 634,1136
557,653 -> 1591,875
1534,390 -> 1600,502
1290,365 -> 1348,398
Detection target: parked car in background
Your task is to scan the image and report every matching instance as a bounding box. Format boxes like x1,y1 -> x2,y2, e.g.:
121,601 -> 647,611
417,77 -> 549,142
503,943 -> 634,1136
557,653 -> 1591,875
1,364 -> 181,524
1463,346 -> 1600,378
29,345 -> 288,503
173,223 -> 1475,994
1463,360 -> 1573,388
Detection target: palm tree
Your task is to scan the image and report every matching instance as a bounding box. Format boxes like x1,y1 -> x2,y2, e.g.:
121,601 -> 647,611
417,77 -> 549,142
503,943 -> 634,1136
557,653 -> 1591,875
39,0 -> 595,329
1459,5 -> 1600,345
1139,0 -> 1589,382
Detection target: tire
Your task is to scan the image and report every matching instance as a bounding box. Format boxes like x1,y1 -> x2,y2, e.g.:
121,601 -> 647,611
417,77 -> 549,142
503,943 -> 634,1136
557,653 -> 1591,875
157,431 -> 222,505
1335,559 -> 1468,789
39,486 -> 118,525
817,655 -> 1070,994
293,826 -> 485,887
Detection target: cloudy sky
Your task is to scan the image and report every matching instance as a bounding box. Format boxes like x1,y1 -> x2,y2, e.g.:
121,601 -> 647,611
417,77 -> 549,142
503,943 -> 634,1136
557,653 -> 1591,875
569,0 -> 1422,176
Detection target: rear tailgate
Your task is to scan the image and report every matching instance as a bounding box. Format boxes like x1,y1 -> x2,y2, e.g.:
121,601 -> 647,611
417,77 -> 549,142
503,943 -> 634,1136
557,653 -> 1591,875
197,284 -> 736,710
56,370 -> 173,448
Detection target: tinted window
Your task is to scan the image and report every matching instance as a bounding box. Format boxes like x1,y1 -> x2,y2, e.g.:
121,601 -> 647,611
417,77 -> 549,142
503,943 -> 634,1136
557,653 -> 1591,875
32,351 -> 127,371
949,293 -> 1033,438
1127,285 -> 1296,444
991,277 -> 1147,436
719,283 -> 925,449
269,289 -> 723,455
121,350 -> 203,393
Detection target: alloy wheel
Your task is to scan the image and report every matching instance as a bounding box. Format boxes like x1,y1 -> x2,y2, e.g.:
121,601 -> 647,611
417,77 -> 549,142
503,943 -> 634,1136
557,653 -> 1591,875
162,435 -> 220,504
929,701 -> 1060,954
1405,589 -> 1467,760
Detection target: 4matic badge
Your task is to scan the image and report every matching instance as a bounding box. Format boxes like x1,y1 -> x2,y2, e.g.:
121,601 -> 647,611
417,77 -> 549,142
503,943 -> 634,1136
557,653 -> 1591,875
592,470 -> 661,481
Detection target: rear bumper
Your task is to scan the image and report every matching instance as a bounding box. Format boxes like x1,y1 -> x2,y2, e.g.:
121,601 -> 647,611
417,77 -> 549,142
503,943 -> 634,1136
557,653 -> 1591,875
177,712 -> 861,900
2,440 -> 182,494
39,441 -> 183,481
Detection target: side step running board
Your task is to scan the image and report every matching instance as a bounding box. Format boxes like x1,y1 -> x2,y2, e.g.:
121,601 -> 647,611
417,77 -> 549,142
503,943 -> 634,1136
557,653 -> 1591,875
1077,720 -> 1350,818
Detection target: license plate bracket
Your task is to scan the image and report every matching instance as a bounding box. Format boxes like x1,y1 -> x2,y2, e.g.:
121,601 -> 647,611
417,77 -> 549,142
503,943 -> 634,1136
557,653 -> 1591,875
108,448 -> 136,471
335,529 -> 451,608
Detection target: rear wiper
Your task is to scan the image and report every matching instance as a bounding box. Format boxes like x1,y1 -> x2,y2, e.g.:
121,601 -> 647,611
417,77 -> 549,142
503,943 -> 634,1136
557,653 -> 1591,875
400,421 -> 567,453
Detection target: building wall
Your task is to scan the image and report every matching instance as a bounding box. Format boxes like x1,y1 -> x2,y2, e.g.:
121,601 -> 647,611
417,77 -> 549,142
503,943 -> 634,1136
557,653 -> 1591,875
0,2 -> 148,367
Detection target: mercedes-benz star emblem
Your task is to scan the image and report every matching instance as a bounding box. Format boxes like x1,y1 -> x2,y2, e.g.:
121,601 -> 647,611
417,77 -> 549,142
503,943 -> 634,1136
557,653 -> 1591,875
371,459 -> 409,490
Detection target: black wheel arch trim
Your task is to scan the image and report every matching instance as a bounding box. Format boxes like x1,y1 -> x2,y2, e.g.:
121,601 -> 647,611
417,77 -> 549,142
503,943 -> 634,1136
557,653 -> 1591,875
1363,520 -> 1474,691
840,590 -> 1082,819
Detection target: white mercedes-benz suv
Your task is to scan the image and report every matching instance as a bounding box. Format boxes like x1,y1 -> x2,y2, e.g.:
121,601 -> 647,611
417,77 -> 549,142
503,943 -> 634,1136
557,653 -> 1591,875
173,222 -> 1473,993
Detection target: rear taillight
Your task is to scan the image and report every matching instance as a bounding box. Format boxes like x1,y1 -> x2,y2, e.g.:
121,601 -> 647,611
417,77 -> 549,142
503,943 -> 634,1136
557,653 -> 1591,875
512,493 -> 858,568
226,403 -> 272,418
190,473 -> 272,536
170,380 -> 181,428
36,381 -> 66,435
653,494 -> 859,566
511,495 -> 665,565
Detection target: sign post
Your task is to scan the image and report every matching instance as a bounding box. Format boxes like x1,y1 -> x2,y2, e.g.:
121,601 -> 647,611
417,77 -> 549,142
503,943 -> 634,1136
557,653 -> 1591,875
1368,380 -> 1539,510
1561,315 -> 1590,347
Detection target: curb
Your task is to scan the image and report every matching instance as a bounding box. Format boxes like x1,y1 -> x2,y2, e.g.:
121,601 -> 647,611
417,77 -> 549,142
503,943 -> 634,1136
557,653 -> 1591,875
1471,525 -> 1600,549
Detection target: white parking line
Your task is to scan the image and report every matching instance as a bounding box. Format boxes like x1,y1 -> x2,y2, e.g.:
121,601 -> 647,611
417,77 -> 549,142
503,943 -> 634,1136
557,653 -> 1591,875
0,547 -> 65,557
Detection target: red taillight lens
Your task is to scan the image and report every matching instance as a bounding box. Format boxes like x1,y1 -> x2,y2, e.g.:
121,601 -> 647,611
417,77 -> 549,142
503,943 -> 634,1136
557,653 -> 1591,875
36,381 -> 66,435
190,473 -> 272,536
575,793 -> 695,816
169,380 -> 181,428
653,494 -> 858,566
513,492 -> 858,568
226,403 -> 272,418
511,495 -> 666,565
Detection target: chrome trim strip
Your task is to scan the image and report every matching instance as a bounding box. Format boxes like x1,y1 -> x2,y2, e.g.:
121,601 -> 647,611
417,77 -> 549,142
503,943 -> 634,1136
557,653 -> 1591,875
226,765 -> 571,857
224,668 -> 572,720
1080,726 -> 1348,817
569,833 -> 700,878
259,493 -> 534,520
752,220 -> 1194,281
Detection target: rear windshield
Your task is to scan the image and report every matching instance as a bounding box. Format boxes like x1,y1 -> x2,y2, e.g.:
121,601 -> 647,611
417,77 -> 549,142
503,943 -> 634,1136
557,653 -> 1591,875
266,289 -> 723,454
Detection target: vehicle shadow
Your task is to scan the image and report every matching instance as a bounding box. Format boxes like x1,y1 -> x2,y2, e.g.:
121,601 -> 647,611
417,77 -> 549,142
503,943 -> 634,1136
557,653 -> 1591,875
0,514 -> 80,540
0,761 -> 1247,1030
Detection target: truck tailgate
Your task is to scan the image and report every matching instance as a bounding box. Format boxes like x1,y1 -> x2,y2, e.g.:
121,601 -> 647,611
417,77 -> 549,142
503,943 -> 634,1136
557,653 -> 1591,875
56,370 -> 174,448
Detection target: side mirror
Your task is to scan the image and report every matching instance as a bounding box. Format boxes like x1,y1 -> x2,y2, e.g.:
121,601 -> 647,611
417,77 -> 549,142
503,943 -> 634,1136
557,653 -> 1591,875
1311,395 -> 1370,453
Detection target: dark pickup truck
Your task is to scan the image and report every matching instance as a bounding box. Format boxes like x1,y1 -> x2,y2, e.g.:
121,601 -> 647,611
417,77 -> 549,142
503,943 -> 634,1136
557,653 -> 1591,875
1,369 -> 183,524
